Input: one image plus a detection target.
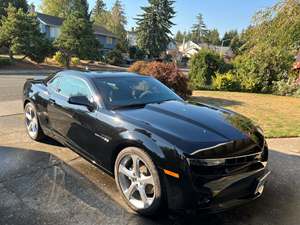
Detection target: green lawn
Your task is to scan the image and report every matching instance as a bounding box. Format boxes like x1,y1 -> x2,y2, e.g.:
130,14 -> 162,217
191,91 -> 300,138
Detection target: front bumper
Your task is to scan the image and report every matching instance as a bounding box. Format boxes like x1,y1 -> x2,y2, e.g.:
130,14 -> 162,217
163,155 -> 270,212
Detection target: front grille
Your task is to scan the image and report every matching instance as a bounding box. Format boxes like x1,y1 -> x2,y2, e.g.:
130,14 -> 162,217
187,152 -> 262,167
225,153 -> 262,166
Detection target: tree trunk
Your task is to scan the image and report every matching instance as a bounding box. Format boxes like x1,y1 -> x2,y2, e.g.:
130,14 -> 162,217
66,55 -> 71,69
8,48 -> 14,61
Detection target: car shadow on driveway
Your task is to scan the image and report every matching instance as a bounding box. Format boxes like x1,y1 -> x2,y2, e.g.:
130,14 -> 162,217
0,146 -> 299,225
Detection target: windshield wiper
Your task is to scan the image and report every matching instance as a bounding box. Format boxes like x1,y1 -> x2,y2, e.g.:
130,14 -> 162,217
112,103 -> 147,110
112,99 -> 180,110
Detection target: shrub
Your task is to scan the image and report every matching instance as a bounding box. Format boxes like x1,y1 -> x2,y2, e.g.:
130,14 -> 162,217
233,47 -> 295,93
239,76 -> 261,92
71,57 -> 80,66
272,78 -> 300,96
105,49 -> 124,66
128,46 -> 145,60
128,61 -> 192,99
296,75 -> 300,85
53,51 -> 67,66
212,72 -> 240,91
128,61 -> 149,74
188,49 -> 231,89
0,58 -> 12,67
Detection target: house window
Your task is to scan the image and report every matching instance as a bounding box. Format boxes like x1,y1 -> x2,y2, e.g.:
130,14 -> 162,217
39,24 -> 46,33
50,26 -> 60,39
106,37 -> 113,45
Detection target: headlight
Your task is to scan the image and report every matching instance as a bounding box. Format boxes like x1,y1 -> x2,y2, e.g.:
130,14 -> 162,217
187,158 -> 226,167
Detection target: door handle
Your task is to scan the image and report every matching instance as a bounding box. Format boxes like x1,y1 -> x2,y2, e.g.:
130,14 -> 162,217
49,98 -> 56,104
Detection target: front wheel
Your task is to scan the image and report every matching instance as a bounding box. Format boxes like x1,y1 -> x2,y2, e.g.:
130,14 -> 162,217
24,102 -> 45,141
114,147 -> 164,216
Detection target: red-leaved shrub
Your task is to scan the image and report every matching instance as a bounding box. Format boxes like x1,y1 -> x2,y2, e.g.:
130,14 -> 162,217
128,61 -> 192,99
127,61 -> 148,74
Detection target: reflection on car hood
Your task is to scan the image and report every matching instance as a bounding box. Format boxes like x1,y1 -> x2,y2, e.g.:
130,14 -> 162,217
116,100 -> 263,156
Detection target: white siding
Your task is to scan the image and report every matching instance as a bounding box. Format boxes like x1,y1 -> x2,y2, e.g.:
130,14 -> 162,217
50,26 -> 60,39
39,24 -> 46,33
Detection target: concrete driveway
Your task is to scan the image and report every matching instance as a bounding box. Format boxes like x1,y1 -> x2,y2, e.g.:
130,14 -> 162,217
0,74 -> 300,225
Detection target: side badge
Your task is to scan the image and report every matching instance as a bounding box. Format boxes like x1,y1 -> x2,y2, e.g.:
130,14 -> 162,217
94,133 -> 110,143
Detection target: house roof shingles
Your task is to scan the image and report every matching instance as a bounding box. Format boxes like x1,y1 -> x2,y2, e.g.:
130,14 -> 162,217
37,13 -> 64,26
93,25 -> 118,38
36,12 -> 118,38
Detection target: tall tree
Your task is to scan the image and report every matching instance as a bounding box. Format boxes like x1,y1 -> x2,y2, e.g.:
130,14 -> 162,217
54,11 -> 101,68
0,5 -> 52,62
72,0 -> 90,19
205,29 -> 221,45
92,0 -> 106,16
108,0 -> 127,50
191,13 -> 208,43
92,0 -> 110,29
41,0 -> 89,19
0,0 -> 28,17
136,0 -> 175,58
175,31 -> 184,43
234,0 -> 300,92
222,30 -> 239,46
41,0 -> 72,18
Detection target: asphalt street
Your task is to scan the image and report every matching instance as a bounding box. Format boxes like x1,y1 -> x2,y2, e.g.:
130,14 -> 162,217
0,75 -> 300,225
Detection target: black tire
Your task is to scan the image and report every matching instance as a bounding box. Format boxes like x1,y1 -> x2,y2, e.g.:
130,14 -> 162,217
114,147 -> 164,216
24,102 -> 45,141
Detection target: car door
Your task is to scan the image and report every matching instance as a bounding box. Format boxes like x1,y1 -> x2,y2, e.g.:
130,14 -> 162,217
47,76 -> 108,161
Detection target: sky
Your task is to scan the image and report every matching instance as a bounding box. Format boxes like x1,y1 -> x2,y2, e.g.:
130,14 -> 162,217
28,0 -> 279,36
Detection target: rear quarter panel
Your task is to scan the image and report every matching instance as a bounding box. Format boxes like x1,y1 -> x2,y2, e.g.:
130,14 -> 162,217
23,78 -> 51,132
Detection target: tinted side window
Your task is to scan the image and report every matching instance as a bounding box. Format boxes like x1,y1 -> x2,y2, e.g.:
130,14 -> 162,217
60,77 -> 93,100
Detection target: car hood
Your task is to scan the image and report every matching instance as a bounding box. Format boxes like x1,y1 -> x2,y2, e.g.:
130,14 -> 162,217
116,100 -> 264,157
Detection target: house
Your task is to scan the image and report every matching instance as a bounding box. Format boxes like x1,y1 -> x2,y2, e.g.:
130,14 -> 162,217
127,28 -> 137,47
165,40 -> 182,62
166,40 -> 177,52
178,40 -> 202,58
178,40 -> 235,60
36,12 -> 118,52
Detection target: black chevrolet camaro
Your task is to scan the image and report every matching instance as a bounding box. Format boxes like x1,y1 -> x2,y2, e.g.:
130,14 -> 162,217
23,70 -> 270,215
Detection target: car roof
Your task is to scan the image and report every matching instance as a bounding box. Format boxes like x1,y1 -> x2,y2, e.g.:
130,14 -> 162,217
56,70 -> 144,80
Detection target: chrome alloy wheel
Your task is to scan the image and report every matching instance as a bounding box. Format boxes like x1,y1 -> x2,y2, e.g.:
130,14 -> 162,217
118,154 -> 155,209
25,104 -> 38,138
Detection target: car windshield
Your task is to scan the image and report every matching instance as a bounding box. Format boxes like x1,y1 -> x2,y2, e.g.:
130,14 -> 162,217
93,76 -> 182,109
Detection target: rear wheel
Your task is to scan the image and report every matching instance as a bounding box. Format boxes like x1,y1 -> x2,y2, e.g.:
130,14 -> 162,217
24,102 -> 45,141
114,147 -> 163,216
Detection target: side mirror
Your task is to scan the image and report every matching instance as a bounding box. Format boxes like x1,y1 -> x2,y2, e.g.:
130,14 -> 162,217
68,96 -> 96,112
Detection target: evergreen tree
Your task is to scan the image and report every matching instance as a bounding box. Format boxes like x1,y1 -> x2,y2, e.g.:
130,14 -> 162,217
72,0 -> 90,19
41,0 -> 72,18
54,11 -> 101,68
191,13 -> 208,43
206,29 -> 221,45
108,0 -> 127,51
136,0 -> 175,58
92,0 -> 110,29
0,0 -> 28,17
0,5 -> 52,62
222,30 -> 239,46
175,31 -> 184,43
92,0 -> 106,16
41,0 -> 89,19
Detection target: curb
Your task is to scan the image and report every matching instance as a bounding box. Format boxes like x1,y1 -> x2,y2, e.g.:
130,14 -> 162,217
0,70 -> 59,75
